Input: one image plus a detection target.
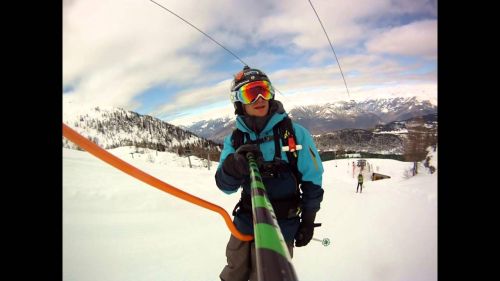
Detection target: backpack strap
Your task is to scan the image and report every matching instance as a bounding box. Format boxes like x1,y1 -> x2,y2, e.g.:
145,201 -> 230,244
230,129 -> 247,149
231,129 -> 273,149
275,117 -> 302,183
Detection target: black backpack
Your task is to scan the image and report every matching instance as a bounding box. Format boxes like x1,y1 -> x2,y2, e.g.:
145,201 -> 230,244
230,116 -> 301,182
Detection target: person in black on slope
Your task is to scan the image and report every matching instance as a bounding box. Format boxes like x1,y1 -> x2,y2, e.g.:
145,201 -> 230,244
356,173 -> 363,193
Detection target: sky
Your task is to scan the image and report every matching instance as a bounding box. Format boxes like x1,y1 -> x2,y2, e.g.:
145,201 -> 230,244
63,0 -> 437,125
63,146 -> 437,281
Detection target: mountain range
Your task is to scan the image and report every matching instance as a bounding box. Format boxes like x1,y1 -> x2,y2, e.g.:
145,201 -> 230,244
313,112 -> 437,155
183,97 -> 437,144
62,96 -> 437,158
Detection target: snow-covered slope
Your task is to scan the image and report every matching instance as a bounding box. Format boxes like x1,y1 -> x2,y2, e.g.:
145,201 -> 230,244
63,147 -> 437,281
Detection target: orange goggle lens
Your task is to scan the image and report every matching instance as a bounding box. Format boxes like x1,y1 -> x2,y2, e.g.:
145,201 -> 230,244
234,81 -> 274,104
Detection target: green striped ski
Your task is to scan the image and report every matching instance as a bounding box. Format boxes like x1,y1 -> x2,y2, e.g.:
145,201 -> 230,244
247,152 -> 298,281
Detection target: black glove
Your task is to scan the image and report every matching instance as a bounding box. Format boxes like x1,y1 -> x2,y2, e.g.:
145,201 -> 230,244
235,144 -> 263,160
222,144 -> 262,179
295,211 -> 316,247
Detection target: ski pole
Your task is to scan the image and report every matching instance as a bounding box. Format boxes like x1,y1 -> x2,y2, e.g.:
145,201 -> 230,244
247,152 -> 299,281
62,123 -> 253,242
310,223 -> 331,246
312,237 -> 331,247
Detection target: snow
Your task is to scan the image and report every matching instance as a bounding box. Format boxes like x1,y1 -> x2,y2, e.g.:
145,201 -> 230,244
374,129 -> 409,134
63,147 -> 437,281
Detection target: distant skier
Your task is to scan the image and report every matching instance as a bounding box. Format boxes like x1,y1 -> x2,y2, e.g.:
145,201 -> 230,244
356,173 -> 363,193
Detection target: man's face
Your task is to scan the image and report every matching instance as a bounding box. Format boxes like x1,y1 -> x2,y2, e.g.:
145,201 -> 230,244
243,97 -> 269,117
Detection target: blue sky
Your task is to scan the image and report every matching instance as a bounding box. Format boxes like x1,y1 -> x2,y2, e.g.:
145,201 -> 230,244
63,0 -> 437,124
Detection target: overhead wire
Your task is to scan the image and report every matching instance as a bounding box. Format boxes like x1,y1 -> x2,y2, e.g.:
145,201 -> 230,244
150,1 -> 350,99
149,0 -> 248,67
307,0 -> 351,98
149,0 -> 290,101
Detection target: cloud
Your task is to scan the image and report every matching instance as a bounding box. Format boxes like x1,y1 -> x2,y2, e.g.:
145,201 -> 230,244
147,49 -> 436,118
63,0 -> 222,107
256,0 -> 437,52
271,52 -> 435,91
151,79 -> 233,116
63,0 -> 437,121
365,20 -> 437,59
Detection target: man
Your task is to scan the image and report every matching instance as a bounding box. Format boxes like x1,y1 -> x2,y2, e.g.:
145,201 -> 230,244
357,173 -> 363,193
215,66 -> 324,281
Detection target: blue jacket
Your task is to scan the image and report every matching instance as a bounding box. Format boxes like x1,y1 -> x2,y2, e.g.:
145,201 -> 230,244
215,111 -> 324,242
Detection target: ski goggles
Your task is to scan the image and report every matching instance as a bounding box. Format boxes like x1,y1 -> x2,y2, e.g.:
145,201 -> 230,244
232,80 -> 275,104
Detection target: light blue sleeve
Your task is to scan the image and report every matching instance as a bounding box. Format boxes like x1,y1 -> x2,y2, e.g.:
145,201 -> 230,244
217,134 -> 236,170
215,134 -> 242,194
293,123 -> 324,212
294,123 -> 324,186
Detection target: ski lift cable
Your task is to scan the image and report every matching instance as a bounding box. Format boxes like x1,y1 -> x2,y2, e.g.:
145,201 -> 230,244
149,0 -> 248,67
307,0 -> 351,98
149,0 -> 290,101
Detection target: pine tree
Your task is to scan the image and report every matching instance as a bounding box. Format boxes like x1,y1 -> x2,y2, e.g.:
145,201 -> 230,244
403,116 -> 436,175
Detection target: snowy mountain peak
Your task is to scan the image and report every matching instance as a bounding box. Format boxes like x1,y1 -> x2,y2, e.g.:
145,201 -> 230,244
62,101 -> 222,159
184,96 -> 437,144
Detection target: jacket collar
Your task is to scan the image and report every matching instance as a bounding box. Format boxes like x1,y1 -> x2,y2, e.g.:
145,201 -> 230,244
235,112 -> 287,136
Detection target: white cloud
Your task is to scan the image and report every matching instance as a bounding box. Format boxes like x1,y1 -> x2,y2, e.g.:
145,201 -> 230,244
63,0 -> 437,119
63,0 -> 221,107
165,56 -> 437,125
365,20 -> 437,59
151,79 -> 233,117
